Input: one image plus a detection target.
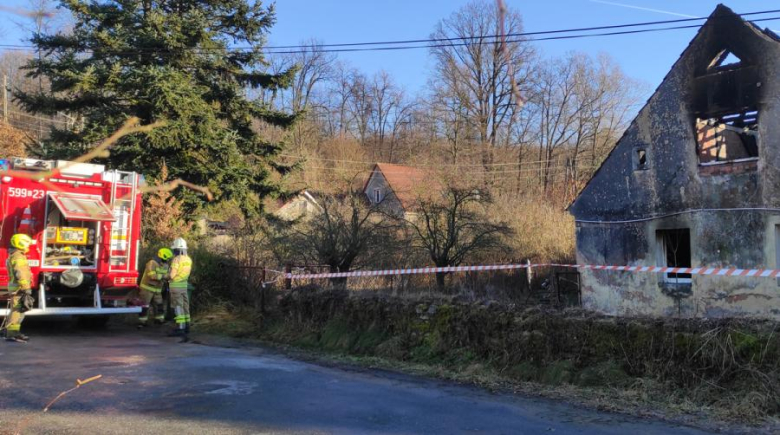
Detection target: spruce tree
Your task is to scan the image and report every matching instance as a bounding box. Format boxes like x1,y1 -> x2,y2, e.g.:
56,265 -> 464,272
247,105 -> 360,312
17,0 -> 298,215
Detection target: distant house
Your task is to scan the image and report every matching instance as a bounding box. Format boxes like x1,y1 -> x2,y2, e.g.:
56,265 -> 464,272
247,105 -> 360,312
274,190 -> 323,221
569,5 -> 780,319
363,163 -> 430,217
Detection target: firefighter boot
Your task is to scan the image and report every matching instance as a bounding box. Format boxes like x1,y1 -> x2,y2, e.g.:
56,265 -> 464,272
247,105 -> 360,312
168,306 -> 187,337
5,332 -> 28,343
138,307 -> 149,329
154,302 -> 165,325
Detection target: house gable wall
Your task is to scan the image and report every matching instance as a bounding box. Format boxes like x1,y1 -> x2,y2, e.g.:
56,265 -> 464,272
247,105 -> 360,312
364,170 -> 405,216
570,6 -> 780,319
571,8 -> 780,221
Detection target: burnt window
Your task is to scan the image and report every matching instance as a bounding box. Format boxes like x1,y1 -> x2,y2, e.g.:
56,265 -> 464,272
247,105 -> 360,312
708,50 -> 742,72
693,47 -> 760,162
635,148 -> 648,170
695,109 -> 758,164
656,229 -> 692,283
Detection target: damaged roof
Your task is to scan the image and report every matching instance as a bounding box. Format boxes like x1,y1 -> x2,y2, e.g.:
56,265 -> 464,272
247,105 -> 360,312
568,3 -> 780,215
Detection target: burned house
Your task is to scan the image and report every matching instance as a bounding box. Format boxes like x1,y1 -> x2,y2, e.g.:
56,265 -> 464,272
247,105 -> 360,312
569,5 -> 780,319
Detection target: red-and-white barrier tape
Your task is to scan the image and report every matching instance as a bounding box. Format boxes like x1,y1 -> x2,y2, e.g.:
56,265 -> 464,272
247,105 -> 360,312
285,263 -> 780,280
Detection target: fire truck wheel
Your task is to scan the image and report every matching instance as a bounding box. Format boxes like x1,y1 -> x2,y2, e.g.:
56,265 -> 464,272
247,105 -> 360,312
76,315 -> 110,329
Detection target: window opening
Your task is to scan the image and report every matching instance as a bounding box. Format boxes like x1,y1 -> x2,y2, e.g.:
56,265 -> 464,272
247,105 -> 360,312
708,50 -> 742,71
636,149 -> 648,170
695,109 -> 758,164
656,229 -> 692,283
374,188 -> 381,203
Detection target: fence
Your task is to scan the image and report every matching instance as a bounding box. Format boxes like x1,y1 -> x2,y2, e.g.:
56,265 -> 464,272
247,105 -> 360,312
280,261 -> 780,306
281,262 -> 577,306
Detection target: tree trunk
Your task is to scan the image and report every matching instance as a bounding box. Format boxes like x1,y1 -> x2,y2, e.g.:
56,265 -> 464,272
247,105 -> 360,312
329,264 -> 348,289
435,271 -> 446,288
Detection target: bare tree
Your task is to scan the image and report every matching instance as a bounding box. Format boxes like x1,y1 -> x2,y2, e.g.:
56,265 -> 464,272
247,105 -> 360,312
0,51 -> 36,104
367,70 -> 416,161
428,80 -> 475,164
404,185 -> 510,287
583,54 -> 643,172
287,40 -> 337,113
369,70 -> 397,149
525,55 -> 588,193
324,61 -> 356,138
522,53 -> 643,197
347,70 -> 373,147
11,0 -> 67,141
14,0 -> 64,36
281,189 -> 399,286
387,96 -> 416,163
429,0 -> 534,171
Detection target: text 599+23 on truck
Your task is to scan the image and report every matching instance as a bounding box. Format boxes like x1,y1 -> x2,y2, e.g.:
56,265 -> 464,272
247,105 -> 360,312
0,157 -> 143,320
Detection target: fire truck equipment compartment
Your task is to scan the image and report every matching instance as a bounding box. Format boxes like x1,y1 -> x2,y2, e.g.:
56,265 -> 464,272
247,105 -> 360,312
48,192 -> 116,222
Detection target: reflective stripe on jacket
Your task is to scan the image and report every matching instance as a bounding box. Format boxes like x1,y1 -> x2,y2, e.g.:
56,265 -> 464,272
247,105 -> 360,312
7,249 -> 32,292
139,259 -> 168,293
169,255 -> 192,290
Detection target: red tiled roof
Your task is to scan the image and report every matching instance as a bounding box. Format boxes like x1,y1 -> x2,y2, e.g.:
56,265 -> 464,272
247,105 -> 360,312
365,163 -> 430,210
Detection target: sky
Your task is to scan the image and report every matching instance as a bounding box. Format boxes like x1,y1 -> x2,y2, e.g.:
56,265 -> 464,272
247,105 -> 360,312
1,0 -> 779,97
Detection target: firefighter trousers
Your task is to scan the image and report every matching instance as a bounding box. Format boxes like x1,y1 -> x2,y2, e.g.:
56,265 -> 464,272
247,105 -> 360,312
5,290 -> 29,338
138,289 -> 165,325
170,288 -> 190,330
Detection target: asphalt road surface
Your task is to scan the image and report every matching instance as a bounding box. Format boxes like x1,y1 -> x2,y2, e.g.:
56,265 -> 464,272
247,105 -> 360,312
0,319 -> 712,435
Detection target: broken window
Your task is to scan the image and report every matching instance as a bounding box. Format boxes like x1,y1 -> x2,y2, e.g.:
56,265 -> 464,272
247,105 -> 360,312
656,229 -> 692,283
708,50 -> 742,72
695,109 -> 758,164
635,148 -> 648,170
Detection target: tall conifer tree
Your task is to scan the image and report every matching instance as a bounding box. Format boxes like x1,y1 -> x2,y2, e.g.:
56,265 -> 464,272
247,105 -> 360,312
17,0 -> 298,214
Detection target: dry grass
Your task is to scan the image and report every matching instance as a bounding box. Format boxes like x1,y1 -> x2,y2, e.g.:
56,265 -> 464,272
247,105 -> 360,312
491,195 -> 575,262
194,302 -> 262,338
0,121 -> 29,158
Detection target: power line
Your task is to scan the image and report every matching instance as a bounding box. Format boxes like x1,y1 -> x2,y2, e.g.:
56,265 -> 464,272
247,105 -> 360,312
260,9 -> 780,49
0,10 -> 777,55
277,154 -> 590,168
303,164 -> 595,176
266,17 -> 780,54
3,109 -> 69,125
4,118 -> 66,130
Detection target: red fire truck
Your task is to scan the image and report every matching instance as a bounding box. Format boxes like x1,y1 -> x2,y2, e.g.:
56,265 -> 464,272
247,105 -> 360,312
0,157 -> 142,320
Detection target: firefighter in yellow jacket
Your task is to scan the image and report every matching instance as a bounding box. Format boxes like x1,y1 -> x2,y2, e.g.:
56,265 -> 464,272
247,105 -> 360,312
137,248 -> 173,328
5,234 -> 33,343
167,237 -> 192,341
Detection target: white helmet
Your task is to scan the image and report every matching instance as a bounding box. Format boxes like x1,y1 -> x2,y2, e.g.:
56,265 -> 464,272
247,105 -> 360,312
171,238 -> 188,250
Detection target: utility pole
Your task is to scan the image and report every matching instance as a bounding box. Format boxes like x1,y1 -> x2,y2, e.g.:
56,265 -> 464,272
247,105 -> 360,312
2,73 -> 7,123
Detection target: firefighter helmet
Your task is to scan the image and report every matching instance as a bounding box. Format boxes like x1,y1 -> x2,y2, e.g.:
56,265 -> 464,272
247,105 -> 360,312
157,248 -> 174,261
10,234 -> 33,252
171,238 -> 188,250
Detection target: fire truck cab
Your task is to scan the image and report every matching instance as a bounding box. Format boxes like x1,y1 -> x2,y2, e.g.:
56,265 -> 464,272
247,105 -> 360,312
0,157 -> 142,318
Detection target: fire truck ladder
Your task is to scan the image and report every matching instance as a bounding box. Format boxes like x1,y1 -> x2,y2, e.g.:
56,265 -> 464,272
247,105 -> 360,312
109,170 -> 137,273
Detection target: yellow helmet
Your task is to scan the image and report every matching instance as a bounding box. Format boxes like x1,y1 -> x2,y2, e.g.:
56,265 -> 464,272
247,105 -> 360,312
10,234 -> 33,252
157,248 -> 174,261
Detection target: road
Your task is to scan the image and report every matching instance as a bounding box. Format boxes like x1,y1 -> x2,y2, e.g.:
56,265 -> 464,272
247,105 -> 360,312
0,319 -> 711,435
